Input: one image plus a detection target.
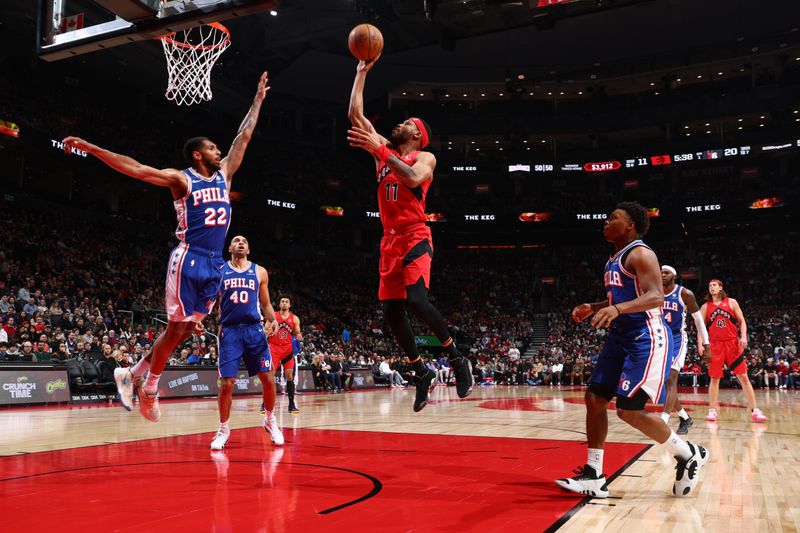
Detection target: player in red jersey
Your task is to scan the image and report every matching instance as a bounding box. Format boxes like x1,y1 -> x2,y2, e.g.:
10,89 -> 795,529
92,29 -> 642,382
268,297 -> 302,414
700,279 -> 767,423
347,57 -> 473,412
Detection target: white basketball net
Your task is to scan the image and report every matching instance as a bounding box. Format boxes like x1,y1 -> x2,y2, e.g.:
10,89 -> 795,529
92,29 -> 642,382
159,22 -> 231,106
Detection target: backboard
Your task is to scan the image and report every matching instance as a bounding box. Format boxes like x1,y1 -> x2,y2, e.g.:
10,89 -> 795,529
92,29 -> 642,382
38,0 -> 277,61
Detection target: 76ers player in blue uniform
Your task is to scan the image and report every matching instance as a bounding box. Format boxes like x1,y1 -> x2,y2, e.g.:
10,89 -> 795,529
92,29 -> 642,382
659,265 -> 711,435
211,235 -> 283,450
556,202 -> 708,498
62,72 -> 270,422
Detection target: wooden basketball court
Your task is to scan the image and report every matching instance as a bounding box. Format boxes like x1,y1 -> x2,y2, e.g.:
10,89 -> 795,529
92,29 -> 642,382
1,385 -> 798,531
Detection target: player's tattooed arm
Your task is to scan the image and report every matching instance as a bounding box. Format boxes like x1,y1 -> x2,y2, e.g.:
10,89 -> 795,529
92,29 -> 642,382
220,71 -> 269,183
61,136 -> 186,197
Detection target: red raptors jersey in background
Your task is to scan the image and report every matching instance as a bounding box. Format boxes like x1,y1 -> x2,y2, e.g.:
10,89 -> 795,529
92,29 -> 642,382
269,312 -> 296,349
376,148 -> 431,231
705,297 -> 739,341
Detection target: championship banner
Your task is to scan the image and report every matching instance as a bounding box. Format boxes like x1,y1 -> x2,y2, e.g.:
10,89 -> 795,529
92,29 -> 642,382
0,368 -> 70,405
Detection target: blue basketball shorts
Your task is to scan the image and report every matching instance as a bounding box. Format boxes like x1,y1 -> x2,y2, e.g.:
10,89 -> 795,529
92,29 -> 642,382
218,323 -> 273,378
165,242 -> 224,322
590,316 -> 672,404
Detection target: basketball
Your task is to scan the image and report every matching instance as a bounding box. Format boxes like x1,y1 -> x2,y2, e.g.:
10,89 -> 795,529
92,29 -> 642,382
348,24 -> 383,61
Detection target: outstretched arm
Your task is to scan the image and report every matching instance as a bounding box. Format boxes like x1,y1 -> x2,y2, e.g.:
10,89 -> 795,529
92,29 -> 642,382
348,59 -> 389,147
61,137 -> 186,197
220,71 -> 270,185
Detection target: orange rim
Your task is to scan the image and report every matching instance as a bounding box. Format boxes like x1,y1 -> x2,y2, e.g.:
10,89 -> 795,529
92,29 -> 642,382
159,22 -> 230,51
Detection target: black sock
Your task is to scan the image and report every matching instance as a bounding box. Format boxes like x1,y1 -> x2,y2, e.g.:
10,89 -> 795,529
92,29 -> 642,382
441,337 -> 461,359
287,381 -> 295,405
409,357 -> 428,377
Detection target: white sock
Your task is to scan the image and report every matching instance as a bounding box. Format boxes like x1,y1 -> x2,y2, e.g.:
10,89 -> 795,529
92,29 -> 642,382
677,409 -> 689,420
660,411 -> 671,424
587,448 -> 604,474
219,420 -> 230,432
143,372 -> 160,394
665,431 -> 692,460
131,357 -> 151,379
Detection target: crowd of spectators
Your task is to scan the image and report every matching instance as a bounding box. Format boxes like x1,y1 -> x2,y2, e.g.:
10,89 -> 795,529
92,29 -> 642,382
1,197 -> 798,393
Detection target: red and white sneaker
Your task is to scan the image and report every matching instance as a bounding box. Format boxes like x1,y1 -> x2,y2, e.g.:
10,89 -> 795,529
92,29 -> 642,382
751,408 -> 767,423
705,409 -> 717,422
137,386 -> 161,422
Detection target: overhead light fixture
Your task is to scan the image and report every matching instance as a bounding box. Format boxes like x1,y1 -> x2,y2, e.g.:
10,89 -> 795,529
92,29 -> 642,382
448,146 -> 452,150
499,148 -> 503,151
462,93 -> 467,97
705,130 -> 711,134
578,91 -> 583,95
547,91 -> 552,95
495,140 -> 500,144
448,141 -> 453,144
470,141 -> 475,144
526,147 -> 531,151
686,133 -> 691,137
759,123 -> 764,127
760,115 -> 766,119
499,93 -> 504,96
523,140 -> 528,143
445,94 -> 450,97
475,148 -> 480,151
676,78 -> 682,82
654,91 -> 659,95
717,72 -> 723,75
517,74 -> 525,80
705,123 -> 710,126
559,91 -> 564,95
269,10 -> 277,16
541,140 -> 547,144
650,82 -> 655,86
697,75 -> 703,79
419,93 -> 424,96
684,125 -> 690,129
401,92 -> 406,95
738,126 -> 743,130
794,110 -> 799,114
529,92 -> 534,96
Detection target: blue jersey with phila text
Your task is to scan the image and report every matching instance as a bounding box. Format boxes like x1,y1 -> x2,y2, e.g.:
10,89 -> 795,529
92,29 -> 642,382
219,261 -> 262,326
173,168 -> 231,254
662,284 -> 687,337
603,239 -> 662,330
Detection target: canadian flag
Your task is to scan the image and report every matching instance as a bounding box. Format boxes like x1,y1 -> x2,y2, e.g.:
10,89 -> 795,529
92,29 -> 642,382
59,13 -> 84,33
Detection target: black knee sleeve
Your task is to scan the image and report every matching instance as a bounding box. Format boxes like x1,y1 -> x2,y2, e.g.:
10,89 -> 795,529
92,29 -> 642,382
587,382 -> 615,402
616,389 -> 650,411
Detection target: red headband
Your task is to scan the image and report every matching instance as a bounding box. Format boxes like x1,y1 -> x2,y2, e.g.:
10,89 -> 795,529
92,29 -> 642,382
709,279 -> 724,288
410,117 -> 429,149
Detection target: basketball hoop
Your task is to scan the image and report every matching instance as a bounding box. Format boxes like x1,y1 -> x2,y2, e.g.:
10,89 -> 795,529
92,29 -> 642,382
159,22 -> 231,106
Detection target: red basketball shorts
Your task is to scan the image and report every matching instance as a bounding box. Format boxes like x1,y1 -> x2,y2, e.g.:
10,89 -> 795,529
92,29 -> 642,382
269,343 -> 295,370
378,226 -> 433,301
708,338 -> 747,378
